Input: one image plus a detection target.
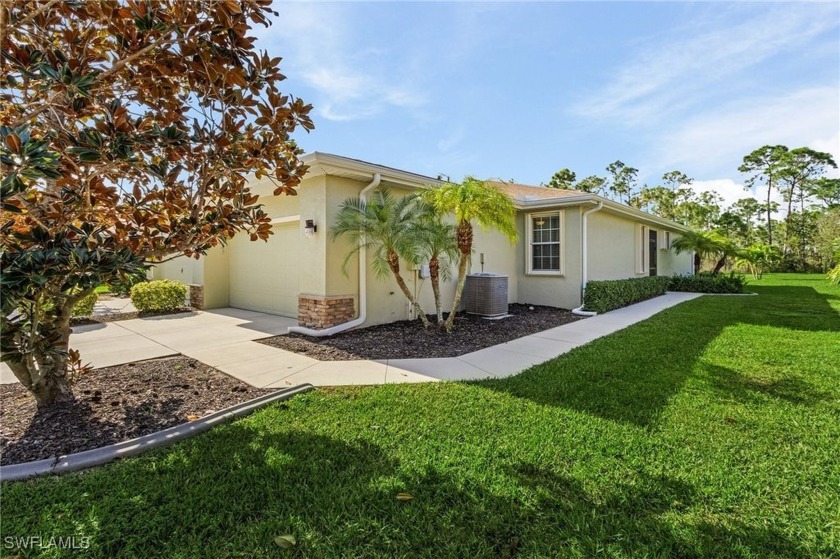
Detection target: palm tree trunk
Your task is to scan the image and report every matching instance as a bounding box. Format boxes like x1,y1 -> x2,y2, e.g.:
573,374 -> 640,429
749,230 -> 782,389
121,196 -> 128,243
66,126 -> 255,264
429,256 -> 443,325
712,256 -> 726,276
444,253 -> 470,332
694,253 -> 701,275
387,251 -> 430,328
443,221 -> 474,332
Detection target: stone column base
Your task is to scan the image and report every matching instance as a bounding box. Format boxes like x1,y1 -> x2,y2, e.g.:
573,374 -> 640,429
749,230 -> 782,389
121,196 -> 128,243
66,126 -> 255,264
298,294 -> 356,329
188,284 -> 205,310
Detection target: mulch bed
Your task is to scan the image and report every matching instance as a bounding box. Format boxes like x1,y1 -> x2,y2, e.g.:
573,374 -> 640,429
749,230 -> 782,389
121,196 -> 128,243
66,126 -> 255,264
0,356 -> 272,466
258,303 -> 584,360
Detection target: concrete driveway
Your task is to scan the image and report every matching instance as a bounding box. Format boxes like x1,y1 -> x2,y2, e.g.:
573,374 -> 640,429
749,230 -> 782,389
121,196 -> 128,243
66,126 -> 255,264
1,308 -> 298,385
2,293 -> 703,389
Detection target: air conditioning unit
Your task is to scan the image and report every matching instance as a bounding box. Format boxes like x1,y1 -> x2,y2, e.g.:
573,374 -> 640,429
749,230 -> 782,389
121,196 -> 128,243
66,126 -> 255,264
464,274 -> 509,317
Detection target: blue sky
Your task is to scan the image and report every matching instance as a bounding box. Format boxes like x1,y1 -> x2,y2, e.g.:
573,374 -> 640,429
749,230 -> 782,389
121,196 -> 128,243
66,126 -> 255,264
256,2 -> 840,207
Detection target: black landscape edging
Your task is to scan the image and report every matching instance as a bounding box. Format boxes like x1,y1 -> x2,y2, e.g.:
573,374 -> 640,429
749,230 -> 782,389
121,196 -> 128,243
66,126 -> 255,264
0,384 -> 314,482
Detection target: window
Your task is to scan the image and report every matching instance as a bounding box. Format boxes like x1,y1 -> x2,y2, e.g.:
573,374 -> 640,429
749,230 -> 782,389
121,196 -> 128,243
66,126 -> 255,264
528,212 -> 562,273
636,224 -> 647,274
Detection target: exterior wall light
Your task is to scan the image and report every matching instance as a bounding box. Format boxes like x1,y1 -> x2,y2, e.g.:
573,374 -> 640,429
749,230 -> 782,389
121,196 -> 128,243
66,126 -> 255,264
304,219 -> 317,237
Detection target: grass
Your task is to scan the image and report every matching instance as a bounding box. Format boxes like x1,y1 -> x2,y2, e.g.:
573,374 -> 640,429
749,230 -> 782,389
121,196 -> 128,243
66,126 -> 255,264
94,285 -> 110,294
2,274 -> 838,558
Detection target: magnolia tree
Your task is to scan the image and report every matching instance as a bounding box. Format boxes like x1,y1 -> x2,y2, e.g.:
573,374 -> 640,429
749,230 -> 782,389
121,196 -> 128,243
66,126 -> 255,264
0,0 -> 313,404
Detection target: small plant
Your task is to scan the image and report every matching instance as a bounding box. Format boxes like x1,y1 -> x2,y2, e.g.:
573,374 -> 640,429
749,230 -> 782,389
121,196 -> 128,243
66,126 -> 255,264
40,290 -> 98,318
130,280 -> 187,313
72,291 -> 98,318
109,275 -> 146,296
668,272 -> 746,294
583,276 -> 671,313
735,244 -> 780,280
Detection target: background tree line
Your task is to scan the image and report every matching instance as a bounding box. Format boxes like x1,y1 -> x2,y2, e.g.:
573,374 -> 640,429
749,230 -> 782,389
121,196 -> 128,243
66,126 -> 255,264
546,145 -> 839,274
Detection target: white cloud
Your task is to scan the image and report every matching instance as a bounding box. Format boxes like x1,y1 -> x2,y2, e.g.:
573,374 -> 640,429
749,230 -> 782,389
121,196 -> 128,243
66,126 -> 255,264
573,4 -> 838,125
255,3 -> 427,122
653,87 -> 839,179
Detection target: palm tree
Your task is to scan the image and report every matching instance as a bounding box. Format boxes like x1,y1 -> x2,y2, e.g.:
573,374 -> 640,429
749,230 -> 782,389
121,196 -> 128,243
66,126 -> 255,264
671,230 -> 734,275
414,202 -> 459,325
735,243 -> 780,279
330,188 -> 431,328
424,177 -> 517,331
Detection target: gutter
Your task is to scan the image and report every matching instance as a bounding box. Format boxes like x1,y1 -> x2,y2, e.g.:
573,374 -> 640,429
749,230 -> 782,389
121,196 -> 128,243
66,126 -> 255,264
571,201 -> 604,317
517,195 -> 689,233
288,173 -> 382,337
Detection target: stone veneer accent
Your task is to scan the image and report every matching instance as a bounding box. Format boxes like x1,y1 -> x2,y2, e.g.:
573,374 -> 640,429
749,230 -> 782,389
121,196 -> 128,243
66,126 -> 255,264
188,284 -> 205,310
298,294 -> 356,329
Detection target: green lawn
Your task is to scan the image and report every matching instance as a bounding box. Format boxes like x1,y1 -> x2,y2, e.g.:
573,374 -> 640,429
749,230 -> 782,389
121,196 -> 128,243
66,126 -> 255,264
3,274 -> 838,558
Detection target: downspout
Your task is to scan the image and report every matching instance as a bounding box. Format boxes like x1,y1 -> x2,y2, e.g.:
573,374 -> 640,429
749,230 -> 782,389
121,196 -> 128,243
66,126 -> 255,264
289,172 -> 381,337
572,201 -> 603,316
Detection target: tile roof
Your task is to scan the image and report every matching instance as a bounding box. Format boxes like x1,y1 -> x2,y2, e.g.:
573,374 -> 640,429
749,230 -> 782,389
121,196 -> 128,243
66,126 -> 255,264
486,180 -> 584,201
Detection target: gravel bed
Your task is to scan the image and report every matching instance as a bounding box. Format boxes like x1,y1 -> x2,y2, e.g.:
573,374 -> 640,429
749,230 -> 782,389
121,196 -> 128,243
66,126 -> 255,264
258,303 -> 584,360
0,356 -> 272,466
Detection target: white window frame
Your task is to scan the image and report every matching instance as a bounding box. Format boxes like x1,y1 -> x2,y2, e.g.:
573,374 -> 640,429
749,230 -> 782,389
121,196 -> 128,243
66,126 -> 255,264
658,230 -> 671,251
636,224 -> 647,274
526,210 -> 564,275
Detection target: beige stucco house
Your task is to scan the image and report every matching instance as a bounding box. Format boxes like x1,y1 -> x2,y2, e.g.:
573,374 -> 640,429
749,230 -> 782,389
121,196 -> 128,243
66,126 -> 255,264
152,153 -> 692,330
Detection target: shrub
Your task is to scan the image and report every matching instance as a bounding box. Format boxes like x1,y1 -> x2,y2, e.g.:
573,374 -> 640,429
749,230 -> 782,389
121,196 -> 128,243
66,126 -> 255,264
72,291 -> 98,318
109,274 -> 146,296
583,276 -> 671,313
668,272 -> 746,294
130,280 -> 187,312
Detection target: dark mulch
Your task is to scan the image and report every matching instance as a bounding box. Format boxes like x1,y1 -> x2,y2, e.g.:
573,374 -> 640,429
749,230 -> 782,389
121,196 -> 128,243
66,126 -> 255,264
0,356 -> 272,466
258,303 -> 585,360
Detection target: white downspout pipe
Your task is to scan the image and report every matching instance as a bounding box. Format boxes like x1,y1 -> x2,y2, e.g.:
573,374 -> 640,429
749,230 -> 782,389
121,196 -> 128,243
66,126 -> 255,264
572,201 -> 604,316
289,172 -> 381,337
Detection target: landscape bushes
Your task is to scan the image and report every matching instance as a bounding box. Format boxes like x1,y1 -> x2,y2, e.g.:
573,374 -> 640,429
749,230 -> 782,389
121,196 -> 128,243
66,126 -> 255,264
130,280 -> 187,312
583,276 -> 671,313
584,273 -> 747,313
108,275 -> 146,296
668,272 -> 746,294
72,291 -> 98,318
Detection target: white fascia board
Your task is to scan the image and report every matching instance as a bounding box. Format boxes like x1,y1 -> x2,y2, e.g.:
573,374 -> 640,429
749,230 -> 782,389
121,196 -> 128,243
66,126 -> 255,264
598,198 -> 691,232
302,152 -> 444,189
516,195 -> 690,232
269,215 -> 300,225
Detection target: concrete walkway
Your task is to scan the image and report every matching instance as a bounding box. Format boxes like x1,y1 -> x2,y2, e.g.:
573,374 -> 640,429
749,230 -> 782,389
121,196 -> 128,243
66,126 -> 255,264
1,293 -> 701,387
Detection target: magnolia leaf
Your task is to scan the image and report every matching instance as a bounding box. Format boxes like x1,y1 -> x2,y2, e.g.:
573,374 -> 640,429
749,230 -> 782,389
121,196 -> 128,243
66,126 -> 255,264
274,535 -> 296,549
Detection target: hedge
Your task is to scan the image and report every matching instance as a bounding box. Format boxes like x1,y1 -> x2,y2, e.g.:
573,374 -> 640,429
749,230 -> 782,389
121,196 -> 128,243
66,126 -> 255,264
109,274 -> 146,296
668,273 -> 746,294
130,279 -> 187,312
72,291 -> 98,317
583,276 -> 670,313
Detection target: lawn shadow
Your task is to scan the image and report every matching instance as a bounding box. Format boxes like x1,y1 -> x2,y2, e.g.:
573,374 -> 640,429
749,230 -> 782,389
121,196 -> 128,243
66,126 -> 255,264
704,364 -> 833,407
3,421 -> 814,558
477,285 -> 839,427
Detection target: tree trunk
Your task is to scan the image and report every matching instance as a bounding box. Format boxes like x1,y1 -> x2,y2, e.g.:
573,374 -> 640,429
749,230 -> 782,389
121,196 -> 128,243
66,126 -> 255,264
7,314 -> 75,406
712,256 -> 726,276
766,181 -> 773,246
444,253 -> 470,332
429,256 -> 443,325
443,221 -> 474,332
783,183 -> 794,255
387,251 -> 430,328
694,252 -> 701,275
